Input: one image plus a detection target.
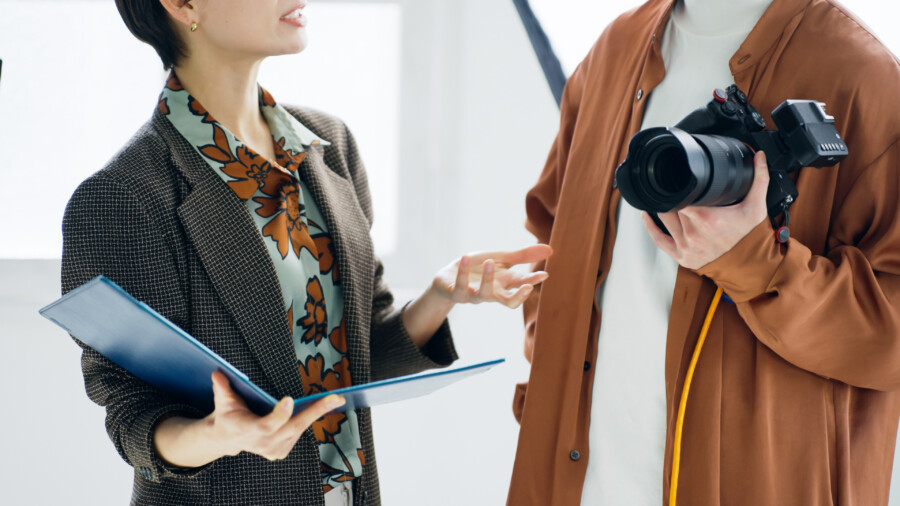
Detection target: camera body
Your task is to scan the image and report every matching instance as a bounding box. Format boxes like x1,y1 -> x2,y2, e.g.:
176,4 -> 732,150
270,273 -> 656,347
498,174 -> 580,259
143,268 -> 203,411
614,85 -> 848,236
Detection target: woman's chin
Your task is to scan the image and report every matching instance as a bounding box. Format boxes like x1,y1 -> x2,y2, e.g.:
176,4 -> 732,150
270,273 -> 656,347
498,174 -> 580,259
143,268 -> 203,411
279,33 -> 310,55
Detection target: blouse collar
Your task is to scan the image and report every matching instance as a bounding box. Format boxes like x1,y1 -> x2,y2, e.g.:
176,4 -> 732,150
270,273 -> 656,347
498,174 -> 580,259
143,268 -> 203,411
157,71 -> 331,182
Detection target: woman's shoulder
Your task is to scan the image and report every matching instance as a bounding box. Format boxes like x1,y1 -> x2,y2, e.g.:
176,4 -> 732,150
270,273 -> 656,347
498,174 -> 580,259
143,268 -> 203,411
280,105 -> 355,149
68,117 -> 184,219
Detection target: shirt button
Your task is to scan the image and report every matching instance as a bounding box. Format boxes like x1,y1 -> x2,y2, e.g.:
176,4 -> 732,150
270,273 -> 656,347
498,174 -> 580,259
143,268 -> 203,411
570,450 -> 581,461
636,89 -> 644,100
584,361 -> 591,371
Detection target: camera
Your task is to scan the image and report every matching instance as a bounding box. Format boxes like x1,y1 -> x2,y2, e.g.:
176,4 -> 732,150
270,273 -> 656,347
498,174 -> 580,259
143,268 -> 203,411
614,85 -> 848,239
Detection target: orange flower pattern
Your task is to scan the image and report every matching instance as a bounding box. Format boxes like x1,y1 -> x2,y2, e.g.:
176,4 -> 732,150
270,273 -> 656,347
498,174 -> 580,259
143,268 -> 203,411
158,72 -> 361,490
299,278 -> 328,345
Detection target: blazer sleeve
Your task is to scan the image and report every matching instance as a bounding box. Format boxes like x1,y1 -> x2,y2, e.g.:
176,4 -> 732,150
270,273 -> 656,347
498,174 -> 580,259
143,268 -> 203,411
697,139 -> 900,391
335,121 -> 458,380
61,172 -> 210,482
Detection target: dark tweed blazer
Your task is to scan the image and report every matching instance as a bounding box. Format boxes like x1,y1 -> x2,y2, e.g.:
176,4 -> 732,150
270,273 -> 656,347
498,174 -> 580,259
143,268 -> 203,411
61,105 -> 457,506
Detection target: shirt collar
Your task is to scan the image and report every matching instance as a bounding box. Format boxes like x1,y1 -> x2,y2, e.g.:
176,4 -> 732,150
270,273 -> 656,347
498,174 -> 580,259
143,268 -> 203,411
644,0 -> 812,74
157,71 -> 330,167
258,87 -> 331,149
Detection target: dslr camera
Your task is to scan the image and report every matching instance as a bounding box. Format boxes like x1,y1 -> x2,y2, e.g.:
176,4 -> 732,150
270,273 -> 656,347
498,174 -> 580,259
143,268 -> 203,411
614,85 -> 848,241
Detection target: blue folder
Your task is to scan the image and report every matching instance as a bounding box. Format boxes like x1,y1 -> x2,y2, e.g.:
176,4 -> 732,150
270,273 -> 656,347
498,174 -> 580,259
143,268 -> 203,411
40,276 -> 503,416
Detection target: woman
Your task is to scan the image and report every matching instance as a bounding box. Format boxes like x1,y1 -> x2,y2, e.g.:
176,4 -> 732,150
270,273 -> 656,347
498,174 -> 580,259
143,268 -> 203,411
60,0 -> 551,504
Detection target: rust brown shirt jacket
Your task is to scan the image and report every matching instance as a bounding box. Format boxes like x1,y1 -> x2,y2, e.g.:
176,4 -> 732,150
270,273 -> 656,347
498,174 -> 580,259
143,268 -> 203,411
510,0 -> 900,504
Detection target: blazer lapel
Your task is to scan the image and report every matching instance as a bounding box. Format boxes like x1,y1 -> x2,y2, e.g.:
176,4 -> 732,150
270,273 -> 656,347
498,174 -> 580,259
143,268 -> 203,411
154,111 -> 305,399
300,144 -> 374,385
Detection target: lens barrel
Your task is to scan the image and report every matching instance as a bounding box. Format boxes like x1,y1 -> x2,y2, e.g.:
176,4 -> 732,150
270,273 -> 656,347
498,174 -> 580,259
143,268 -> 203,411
615,127 -> 755,213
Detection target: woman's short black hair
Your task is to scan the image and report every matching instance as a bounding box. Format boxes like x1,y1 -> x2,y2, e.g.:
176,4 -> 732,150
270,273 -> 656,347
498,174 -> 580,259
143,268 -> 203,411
115,0 -> 186,69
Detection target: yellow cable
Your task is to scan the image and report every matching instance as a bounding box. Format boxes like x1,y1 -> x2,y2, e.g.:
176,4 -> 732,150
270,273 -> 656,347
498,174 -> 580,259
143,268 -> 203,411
669,286 -> 724,506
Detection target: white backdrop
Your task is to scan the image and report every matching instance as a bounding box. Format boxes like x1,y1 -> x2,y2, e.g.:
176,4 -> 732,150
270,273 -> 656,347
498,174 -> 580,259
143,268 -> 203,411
2,0 -> 900,505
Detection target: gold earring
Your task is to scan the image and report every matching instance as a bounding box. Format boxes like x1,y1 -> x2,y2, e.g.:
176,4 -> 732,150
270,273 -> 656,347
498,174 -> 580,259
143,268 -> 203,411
190,22 -> 198,32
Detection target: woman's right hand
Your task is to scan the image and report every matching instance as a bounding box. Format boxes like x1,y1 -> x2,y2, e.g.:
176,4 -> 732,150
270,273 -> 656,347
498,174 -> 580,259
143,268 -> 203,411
153,371 -> 345,468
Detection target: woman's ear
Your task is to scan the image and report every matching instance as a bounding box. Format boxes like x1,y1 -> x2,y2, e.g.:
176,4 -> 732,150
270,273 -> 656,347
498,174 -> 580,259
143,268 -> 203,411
158,0 -> 195,28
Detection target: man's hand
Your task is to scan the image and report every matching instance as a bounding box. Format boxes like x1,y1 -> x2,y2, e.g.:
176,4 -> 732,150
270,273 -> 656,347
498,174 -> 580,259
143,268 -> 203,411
642,151 -> 770,270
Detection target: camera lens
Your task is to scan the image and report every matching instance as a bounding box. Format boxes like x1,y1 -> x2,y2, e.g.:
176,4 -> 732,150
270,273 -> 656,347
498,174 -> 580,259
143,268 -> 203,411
614,127 -> 755,213
647,145 -> 692,195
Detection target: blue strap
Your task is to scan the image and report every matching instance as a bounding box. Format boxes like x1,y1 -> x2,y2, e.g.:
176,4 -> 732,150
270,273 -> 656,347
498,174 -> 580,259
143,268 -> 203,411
511,0 -> 568,107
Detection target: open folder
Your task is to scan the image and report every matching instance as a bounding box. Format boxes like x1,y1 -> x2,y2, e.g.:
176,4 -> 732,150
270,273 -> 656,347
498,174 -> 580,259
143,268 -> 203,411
40,276 -> 503,416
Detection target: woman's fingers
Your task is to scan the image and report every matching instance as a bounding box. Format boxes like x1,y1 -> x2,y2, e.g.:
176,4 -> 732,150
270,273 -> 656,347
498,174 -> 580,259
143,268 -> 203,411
211,370 -> 249,411
502,270 -> 549,288
285,395 -> 346,436
503,284 -> 535,309
210,373 -> 348,461
453,256 -> 471,300
442,245 -> 551,306
258,396 -> 295,434
476,260 -> 495,301
263,395 -> 346,461
469,244 -> 552,267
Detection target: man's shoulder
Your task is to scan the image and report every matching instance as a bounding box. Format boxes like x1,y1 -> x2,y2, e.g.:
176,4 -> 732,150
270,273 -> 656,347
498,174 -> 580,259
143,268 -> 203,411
786,0 -> 900,158
574,0 -> 668,85
605,0 -> 666,38
797,0 -> 899,70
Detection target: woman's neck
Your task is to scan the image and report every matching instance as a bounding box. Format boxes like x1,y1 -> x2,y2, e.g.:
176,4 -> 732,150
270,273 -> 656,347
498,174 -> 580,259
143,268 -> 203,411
675,0 -> 773,36
173,49 -> 271,153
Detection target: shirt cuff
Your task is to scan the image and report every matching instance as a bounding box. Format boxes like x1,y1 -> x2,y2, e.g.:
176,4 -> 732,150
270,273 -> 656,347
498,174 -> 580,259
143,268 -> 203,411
695,218 -> 786,303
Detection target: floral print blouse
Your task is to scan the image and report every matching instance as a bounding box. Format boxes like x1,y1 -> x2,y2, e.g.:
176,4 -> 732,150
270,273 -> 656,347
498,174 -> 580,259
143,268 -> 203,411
158,73 -> 364,491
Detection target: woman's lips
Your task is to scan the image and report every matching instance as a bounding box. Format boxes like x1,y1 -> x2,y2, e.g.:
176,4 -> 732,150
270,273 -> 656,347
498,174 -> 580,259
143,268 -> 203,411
280,5 -> 308,27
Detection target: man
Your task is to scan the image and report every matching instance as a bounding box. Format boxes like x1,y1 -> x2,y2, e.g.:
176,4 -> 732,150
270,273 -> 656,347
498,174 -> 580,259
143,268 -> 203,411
510,0 -> 900,504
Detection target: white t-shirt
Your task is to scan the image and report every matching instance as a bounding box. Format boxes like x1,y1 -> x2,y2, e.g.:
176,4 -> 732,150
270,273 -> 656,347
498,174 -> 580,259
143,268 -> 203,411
580,0 -> 771,504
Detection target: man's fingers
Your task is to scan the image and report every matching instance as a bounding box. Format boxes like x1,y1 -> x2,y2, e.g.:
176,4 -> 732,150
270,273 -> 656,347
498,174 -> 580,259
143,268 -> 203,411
745,150 -> 770,208
643,212 -> 678,258
655,212 -> 685,248
678,209 -> 703,242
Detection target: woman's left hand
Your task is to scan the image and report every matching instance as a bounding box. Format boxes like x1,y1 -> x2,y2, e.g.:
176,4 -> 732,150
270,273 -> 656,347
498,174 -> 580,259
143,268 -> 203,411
431,244 -> 553,309
403,244 -> 552,349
